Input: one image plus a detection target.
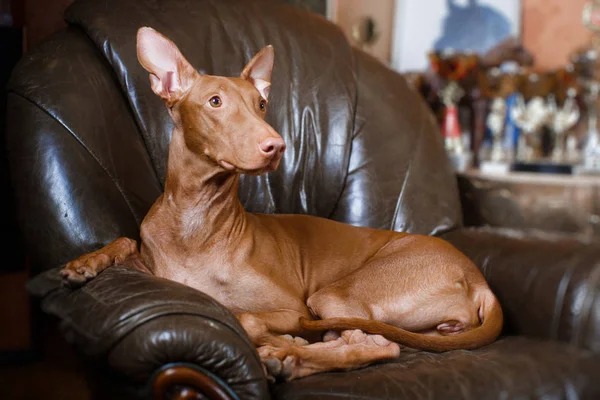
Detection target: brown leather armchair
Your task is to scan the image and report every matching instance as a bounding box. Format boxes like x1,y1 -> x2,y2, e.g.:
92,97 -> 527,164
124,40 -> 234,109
6,0 -> 600,398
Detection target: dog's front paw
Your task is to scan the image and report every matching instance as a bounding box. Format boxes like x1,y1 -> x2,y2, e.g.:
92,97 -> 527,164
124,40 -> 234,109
59,253 -> 111,288
59,238 -> 138,289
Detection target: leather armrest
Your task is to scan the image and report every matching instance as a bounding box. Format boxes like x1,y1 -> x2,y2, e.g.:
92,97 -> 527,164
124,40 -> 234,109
26,264 -> 268,399
441,227 -> 600,353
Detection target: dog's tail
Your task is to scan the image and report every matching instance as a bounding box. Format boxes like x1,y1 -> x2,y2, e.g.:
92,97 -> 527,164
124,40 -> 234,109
300,293 -> 503,352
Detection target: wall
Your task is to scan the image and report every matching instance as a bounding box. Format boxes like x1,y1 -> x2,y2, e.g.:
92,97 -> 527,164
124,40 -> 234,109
388,0 -> 593,72
23,0 -> 72,49
329,0 -> 395,64
522,0 -> 592,71
17,0 -> 600,73
25,0 -> 396,63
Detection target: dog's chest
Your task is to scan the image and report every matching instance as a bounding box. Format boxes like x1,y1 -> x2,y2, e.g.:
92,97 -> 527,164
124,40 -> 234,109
140,207 -> 305,314
151,251 -> 299,314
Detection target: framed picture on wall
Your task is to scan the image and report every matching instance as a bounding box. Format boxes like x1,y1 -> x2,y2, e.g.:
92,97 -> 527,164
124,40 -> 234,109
391,0 -> 522,72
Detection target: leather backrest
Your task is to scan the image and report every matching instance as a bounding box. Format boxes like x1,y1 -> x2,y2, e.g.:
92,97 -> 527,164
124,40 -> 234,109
331,48 -> 462,232
63,0 -> 462,229
65,0 -> 358,219
6,28 -> 160,272
6,0 -> 462,272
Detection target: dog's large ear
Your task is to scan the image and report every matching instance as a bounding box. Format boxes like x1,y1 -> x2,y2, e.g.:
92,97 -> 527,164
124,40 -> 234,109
136,27 -> 196,104
241,45 -> 274,100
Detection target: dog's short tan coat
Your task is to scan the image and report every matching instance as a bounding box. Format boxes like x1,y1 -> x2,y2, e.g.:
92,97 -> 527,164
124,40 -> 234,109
61,27 -> 503,381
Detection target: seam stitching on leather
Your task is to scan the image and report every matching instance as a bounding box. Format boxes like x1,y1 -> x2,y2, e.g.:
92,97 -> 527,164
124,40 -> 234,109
571,256 -> 600,347
550,258 -> 576,341
391,160 -> 412,231
328,47 -> 359,220
391,98 -> 423,232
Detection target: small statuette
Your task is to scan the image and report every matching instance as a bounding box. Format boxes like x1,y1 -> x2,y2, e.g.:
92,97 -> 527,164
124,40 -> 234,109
479,97 -> 511,174
486,97 -> 507,162
439,81 -> 466,154
502,92 -> 522,161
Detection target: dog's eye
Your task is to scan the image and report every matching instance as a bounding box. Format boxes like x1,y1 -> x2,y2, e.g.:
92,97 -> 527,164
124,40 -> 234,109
259,98 -> 267,111
209,96 -> 222,108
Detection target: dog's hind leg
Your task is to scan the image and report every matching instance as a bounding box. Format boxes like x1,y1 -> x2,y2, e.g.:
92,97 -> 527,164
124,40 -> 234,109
257,329 -> 400,381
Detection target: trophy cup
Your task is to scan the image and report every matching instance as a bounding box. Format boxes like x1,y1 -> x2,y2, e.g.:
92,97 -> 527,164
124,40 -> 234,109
502,71 -> 528,162
428,50 -> 479,171
510,94 -> 553,162
486,98 -> 508,163
583,82 -> 600,169
476,66 -> 525,173
571,0 -> 600,173
547,89 -> 581,162
510,72 -> 555,163
571,47 -> 600,171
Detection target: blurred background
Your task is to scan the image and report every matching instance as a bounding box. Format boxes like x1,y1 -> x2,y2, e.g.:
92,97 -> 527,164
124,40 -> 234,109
2,0 -> 600,398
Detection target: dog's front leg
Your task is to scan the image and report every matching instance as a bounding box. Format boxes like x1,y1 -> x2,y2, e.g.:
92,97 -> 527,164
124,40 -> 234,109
236,310 -> 318,347
237,310 -> 317,382
60,237 -> 143,288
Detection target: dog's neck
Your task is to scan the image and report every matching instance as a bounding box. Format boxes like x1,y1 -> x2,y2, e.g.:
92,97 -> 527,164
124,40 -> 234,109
162,126 -> 247,244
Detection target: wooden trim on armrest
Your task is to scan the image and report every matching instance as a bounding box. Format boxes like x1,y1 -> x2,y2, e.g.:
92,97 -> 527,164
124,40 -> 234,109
153,366 -> 234,400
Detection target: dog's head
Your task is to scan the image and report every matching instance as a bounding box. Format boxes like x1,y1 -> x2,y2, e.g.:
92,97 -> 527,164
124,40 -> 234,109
136,27 -> 285,174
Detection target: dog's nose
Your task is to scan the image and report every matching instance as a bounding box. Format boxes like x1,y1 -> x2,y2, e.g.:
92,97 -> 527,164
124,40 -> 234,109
258,137 -> 286,157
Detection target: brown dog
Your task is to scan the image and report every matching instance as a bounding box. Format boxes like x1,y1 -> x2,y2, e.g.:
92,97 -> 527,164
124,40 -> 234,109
60,27 -> 503,381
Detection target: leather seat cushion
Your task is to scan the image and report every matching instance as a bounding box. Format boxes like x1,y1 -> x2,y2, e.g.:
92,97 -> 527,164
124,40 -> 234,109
271,336 -> 600,399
